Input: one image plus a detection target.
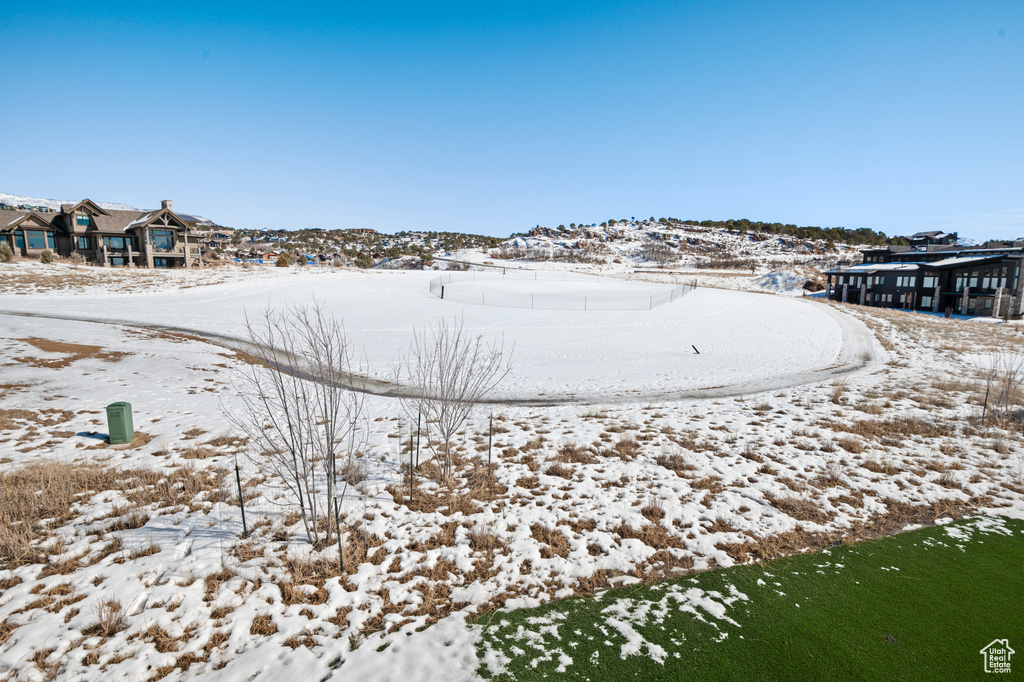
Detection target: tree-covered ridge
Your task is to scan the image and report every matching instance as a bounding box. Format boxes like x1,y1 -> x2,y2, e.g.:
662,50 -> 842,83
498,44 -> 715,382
684,219 -> 907,246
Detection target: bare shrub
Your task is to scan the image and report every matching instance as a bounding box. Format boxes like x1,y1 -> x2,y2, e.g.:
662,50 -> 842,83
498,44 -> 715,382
396,315 -> 512,481
974,353 -> 1024,424
226,303 -> 367,545
82,598 -> 126,638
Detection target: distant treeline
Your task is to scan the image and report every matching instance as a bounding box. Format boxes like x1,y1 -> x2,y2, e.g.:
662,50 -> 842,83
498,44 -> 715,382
681,219 -> 907,246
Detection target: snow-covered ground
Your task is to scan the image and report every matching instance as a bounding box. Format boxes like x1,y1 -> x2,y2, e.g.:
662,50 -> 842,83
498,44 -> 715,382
0,261 -> 1021,681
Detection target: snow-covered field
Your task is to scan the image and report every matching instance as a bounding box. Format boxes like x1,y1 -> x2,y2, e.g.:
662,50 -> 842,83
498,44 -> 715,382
0,261 -> 1021,681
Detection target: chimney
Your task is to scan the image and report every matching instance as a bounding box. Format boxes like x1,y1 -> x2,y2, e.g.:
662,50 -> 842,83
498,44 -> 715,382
161,199 -> 173,211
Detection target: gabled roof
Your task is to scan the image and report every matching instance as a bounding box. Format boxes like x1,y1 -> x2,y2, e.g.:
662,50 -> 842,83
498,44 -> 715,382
87,207 -> 191,234
1,211 -> 57,231
61,199 -> 112,217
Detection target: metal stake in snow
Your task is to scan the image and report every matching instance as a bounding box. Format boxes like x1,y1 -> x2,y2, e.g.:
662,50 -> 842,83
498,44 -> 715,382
487,413 -> 493,479
409,427 -> 414,502
415,412 -> 421,467
234,456 -> 248,538
692,345 -> 700,354
334,498 -> 344,574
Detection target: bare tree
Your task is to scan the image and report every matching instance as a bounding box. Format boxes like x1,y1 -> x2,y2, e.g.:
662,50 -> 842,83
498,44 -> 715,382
640,239 -> 676,267
225,303 -> 366,545
397,316 -> 512,481
974,353 -> 1024,424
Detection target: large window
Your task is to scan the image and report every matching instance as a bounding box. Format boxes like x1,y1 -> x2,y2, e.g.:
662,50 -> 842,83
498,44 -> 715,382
15,233 -> 24,249
921,296 -> 932,308
922,276 -> 937,289
103,236 -> 133,251
149,229 -> 174,250
154,258 -> 170,268
27,230 -> 47,250
77,236 -> 90,250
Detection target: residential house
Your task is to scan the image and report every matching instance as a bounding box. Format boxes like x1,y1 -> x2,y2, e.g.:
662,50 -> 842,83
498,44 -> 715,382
0,199 -> 201,268
825,237 -> 1024,318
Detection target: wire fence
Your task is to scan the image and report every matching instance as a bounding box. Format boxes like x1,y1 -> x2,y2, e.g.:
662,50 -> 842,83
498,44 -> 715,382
428,271 -> 694,311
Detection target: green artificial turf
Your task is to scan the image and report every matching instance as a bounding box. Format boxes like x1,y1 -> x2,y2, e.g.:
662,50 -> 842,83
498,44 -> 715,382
475,516 -> 1023,680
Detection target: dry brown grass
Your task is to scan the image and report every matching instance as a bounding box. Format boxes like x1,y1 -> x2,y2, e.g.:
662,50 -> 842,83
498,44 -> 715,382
655,452 -> 696,475
763,493 -> 833,524
530,524 -> 570,558
250,613 -> 277,636
13,337 -> 129,368
555,441 -> 595,464
0,460 -> 221,569
81,598 -> 126,638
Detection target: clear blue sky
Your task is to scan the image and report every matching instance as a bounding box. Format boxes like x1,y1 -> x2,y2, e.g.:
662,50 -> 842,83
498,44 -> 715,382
2,1 -> 1021,240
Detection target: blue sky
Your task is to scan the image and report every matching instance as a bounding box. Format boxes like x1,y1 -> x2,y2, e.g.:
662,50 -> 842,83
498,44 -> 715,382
1,1 -> 1021,240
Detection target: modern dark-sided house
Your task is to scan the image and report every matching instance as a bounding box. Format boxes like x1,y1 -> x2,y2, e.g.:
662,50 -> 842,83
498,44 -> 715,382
825,234 -> 1024,318
0,199 -> 201,268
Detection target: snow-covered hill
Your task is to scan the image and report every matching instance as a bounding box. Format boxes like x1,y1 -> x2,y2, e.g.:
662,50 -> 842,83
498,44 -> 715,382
491,219 -> 862,272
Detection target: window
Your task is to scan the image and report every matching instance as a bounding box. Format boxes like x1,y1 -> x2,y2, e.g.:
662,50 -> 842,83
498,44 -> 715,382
109,257 -> 126,267
149,229 -> 174,250
154,258 -> 169,268
15,233 -> 24,249
77,236 -> 90,250
0,235 -> 9,246
76,214 -> 91,227
922,276 -> 937,289
982,277 -> 991,289
103,236 -> 131,251
27,230 -> 47,250
985,299 -> 993,310
969,277 -> 978,288
47,233 -> 55,249
921,296 -> 932,308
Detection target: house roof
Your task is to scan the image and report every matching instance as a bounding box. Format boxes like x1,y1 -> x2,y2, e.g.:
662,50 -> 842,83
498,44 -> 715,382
909,230 -> 950,239
87,207 -> 191,234
920,255 -> 1004,269
825,262 -> 921,275
1,211 -> 57,231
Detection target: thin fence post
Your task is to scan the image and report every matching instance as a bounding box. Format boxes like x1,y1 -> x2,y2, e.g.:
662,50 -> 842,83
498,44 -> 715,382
441,285 -> 444,299
409,428 -> 414,502
488,413 -> 493,479
234,461 -> 248,538
334,498 -> 344,574
416,412 -> 421,467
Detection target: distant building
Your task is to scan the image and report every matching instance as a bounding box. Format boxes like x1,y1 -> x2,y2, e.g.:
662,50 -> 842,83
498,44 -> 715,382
0,199 -> 201,268
824,236 -> 1023,317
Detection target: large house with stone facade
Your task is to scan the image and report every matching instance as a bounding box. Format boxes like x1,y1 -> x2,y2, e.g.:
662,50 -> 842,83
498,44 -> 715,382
0,199 -> 201,268
824,235 -> 1024,318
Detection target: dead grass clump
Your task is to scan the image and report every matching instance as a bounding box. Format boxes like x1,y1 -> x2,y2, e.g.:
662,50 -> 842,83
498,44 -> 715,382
555,441 -> 595,464
613,521 -> 682,550
82,598 -> 127,638
340,459 -> 368,486
611,436 -> 640,460
764,493 -> 833,524
544,463 -> 573,479
707,517 -> 738,533
530,524 -> 570,559
250,613 -> 278,636
836,437 -> 865,454
690,476 -> 724,494
181,446 -> 219,460
203,568 -> 236,601
862,460 -> 901,475
0,619 -> 17,645
640,498 -> 665,523
469,527 -> 505,553
655,452 -> 696,475
830,380 -> 847,404
823,416 -> 946,441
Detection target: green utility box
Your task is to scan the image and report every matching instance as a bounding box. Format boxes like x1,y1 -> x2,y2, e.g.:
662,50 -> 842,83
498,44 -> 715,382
106,402 -> 134,445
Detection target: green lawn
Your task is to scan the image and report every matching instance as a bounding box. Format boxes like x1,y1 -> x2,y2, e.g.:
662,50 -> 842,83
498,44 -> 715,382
475,516 -> 1023,680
